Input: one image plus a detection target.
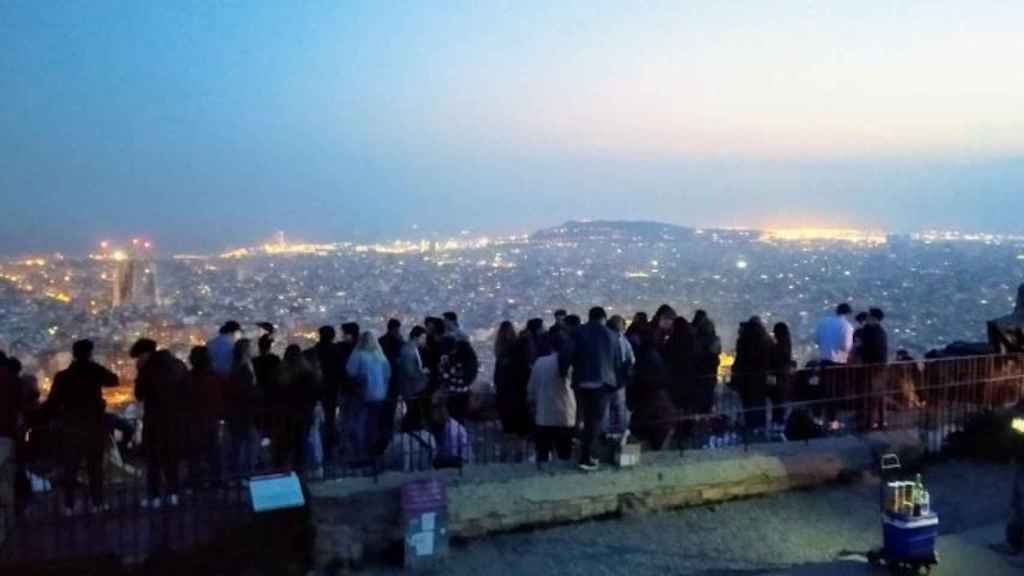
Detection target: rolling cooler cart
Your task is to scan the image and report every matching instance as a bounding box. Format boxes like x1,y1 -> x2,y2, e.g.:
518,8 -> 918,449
867,454 -> 939,575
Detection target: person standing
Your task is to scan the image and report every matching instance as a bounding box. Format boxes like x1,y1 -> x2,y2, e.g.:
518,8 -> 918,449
628,329 -> 676,451
493,321 -> 519,434
527,329 -> 576,462
225,339 -> 261,479
769,322 -> 794,434
859,308 -> 890,429
346,331 -> 391,461
692,315 -> 722,416
132,338 -> 189,508
508,318 -> 545,437
207,321 -> 242,378
252,334 -> 281,439
44,340 -> 119,515
733,317 -> 773,438
814,304 -> 855,365
397,326 -> 431,432
569,307 -> 622,471
604,315 -> 635,441
379,319 -> 405,446
441,339 -> 479,423
186,346 -> 223,488
312,326 -> 343,463
275,345 -> 320,471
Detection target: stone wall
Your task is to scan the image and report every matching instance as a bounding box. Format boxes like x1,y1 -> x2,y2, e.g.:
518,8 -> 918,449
309,436 -> 879,570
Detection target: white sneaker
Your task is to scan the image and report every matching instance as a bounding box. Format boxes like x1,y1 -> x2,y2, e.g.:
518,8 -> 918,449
166,494 -> 179,507
63,507 -> 76,518
141,497 -> 162,509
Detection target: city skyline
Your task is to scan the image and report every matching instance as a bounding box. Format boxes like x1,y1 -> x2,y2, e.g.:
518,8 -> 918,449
3,2 -> 1024,254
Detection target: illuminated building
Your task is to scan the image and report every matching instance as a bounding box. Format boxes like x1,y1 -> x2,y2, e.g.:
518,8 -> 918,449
112,240 -> 160,308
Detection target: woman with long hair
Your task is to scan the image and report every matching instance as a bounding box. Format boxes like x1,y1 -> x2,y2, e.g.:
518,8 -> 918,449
733,317 -> 773,438
346,331 -> 392,460
493,321 -> 519,433
227,338 -> 261,478
692,316 -> 722,416
769,322 -> 794,432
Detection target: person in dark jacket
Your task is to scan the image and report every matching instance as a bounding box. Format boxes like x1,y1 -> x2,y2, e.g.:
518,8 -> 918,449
225,339 -> 261,479
253,334 -> 281,437
186,346 -> 223,488
312,326 -> 343,463
441,339 -> 479,423
275,345 -> 321,470
378,319 -> 405,446
132,338 -> 189,508
625,312 -> 649,350
493,321 -> 519,433
733,317 -> 773,437
692,315 -> 722,416
769,322 -> 794,431
569,307 -> 622,471
506,319 -> 544,437
398,326 -> 431,432
859,308 -> 890,429
628,329 -> 676,451
651,304 -> 678,352
44,340 -> 119,514
664,316 -> 696,411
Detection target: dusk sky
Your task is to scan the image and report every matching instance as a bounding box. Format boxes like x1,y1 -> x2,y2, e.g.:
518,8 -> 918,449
2,1 -> 1023,254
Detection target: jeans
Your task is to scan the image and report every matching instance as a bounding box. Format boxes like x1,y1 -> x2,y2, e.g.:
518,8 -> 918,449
577,386 -> 612,464
602,387 -> 630,436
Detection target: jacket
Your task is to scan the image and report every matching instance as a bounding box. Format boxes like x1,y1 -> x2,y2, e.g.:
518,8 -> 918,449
528,353 -> 577,428
569,320 -> 622,389
347,350 -> 391,402
47,360 -> 119,425
396,342 -> 429,399
135,350 -> 189,427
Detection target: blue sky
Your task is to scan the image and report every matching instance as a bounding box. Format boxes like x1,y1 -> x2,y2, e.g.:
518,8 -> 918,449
2,1 -> 1023,253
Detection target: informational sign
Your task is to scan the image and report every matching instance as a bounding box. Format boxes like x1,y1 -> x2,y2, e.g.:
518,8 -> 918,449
402,478 -> 449,568
249,472 -> 305,513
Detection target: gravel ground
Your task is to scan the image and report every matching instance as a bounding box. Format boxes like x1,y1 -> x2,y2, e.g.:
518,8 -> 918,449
369,459 -> 1021,575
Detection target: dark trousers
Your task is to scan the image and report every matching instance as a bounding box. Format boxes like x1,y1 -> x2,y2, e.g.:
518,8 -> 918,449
272,414 -> 307,470
144,426 -> 179,499
768,376 -> 787,425
61,430 -> 104,509
577,386 -> 612,464
447,393 -> 471,424
322,400 -> 338,461
187,418 -> 222,488
535,426 -> 574,462
402,396 -> 433,433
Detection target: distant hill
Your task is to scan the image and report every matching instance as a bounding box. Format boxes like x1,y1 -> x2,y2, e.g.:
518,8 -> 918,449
531,220 -> 699,242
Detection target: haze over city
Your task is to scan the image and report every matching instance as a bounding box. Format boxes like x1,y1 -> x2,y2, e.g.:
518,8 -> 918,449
3,1 -> 1024,254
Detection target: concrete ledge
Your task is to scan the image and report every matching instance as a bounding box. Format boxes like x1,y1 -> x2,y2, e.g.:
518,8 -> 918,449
309,435 -> 895,569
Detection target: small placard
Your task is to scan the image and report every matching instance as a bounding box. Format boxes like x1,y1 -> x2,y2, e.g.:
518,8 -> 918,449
401,479 -> 447,516
249,472 -> 305,513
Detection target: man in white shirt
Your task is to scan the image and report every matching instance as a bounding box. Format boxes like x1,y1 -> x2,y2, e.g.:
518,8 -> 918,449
815,303 -> 855,365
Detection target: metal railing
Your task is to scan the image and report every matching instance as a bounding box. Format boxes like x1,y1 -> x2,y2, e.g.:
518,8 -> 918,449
2,352 -> 1022,566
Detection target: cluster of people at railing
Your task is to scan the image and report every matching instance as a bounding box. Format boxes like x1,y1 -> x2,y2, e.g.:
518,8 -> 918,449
2,296 -> 1014,517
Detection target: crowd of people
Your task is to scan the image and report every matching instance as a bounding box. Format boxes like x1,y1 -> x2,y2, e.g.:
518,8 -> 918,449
0,298 -> 947,514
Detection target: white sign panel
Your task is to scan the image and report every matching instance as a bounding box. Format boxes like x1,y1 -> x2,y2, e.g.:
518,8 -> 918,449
249,472 -> 305,513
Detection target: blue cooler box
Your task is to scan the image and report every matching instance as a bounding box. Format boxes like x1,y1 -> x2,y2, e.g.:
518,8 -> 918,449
882,512 -> 938,560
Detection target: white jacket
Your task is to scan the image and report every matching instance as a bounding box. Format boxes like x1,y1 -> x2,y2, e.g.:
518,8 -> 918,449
528,353 -> 577,428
